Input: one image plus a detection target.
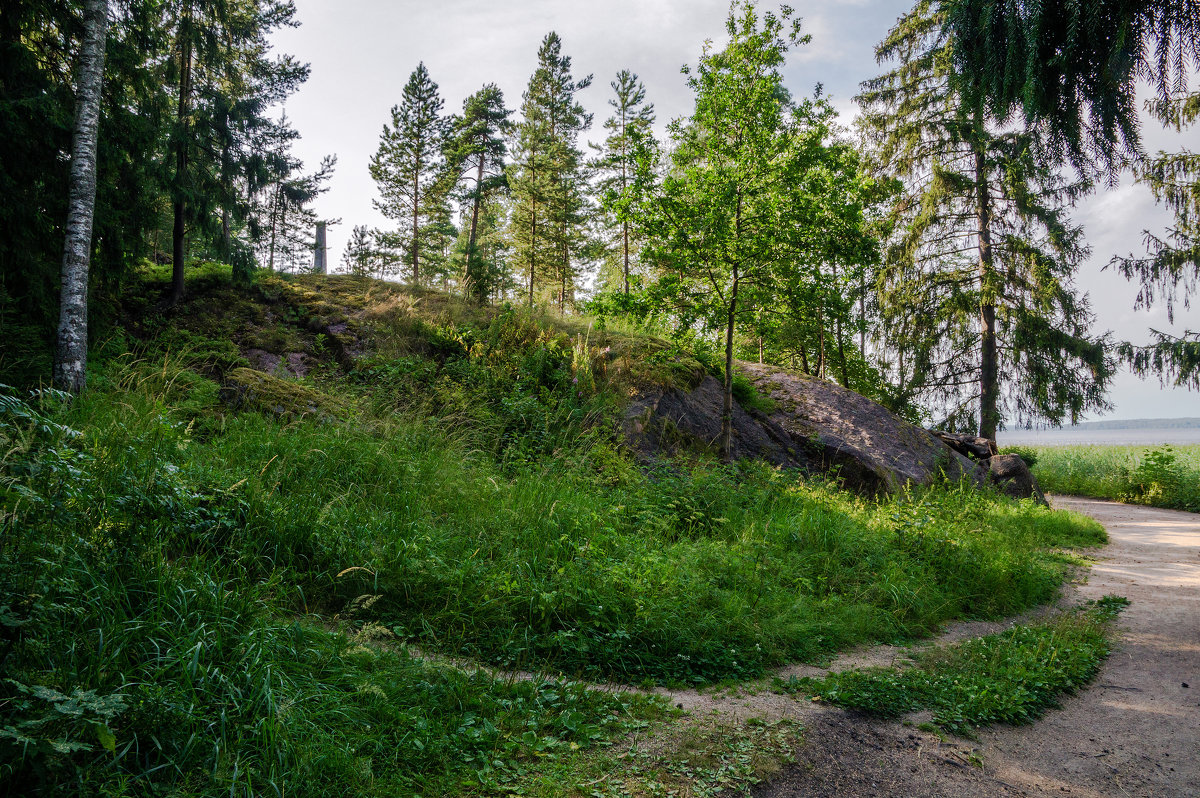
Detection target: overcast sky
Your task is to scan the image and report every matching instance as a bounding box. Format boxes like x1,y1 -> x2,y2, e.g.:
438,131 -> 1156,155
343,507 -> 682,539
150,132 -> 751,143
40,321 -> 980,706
269,0 -> 1199,422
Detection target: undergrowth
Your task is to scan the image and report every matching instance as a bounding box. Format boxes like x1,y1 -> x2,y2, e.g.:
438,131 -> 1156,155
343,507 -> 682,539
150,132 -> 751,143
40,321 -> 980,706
777,596 -> 1130,734
0,267 -> 1112,795
1020,444 -> 1200,512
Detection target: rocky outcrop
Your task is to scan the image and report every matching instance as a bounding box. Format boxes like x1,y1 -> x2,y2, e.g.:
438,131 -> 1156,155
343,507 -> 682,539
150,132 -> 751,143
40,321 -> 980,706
932,432 -> 998,461
623,361 -> 1051,503
624,363 -> 983,495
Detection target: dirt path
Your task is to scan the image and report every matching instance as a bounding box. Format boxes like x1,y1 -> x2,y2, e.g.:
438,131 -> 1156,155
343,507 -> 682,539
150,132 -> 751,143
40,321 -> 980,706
754,496 -> 1200,798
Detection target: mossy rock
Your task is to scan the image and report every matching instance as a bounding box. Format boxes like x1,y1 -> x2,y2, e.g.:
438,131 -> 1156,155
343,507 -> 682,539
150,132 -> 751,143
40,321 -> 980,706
221,367 -> 346,419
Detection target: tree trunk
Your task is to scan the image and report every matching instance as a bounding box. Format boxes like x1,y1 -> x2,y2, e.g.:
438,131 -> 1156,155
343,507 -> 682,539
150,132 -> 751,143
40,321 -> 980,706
411,166 -> 420,284
528,194 -> 537,308
722,270 -> 739,462
721,191 -> 744,462
267,183 -> 279,271
53,0 -> 109,394
466,151 -> 485,301
833,262 -> 850,388
170,4 -> 193,306
975,146 -> 1000,442
858,274 -> 866,355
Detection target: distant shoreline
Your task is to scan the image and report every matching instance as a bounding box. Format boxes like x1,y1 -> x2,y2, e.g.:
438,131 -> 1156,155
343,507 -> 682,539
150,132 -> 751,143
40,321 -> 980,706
998,422 -> 1200,447
1006,417 -> 1200,432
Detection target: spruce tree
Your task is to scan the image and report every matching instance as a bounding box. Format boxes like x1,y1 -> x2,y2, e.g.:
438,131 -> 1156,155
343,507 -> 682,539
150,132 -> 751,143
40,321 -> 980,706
1112,89 -> 1200,389
591,70 -> 655,296
369,62 -> 452,285
861,0 -> 1114,439
164,0 -> 309,304
945,0 -> 1200,172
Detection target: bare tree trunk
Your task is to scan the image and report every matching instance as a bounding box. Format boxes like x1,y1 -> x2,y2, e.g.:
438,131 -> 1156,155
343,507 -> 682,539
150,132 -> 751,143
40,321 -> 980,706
722,270 -> 739,462
53,0 -> 109,394
621,111 -> 630,295
169,4 -> 193,306
54,0 -> 109,393
858,273 -> 866,355
833,261 -> 850,388
975,146 -> 1000,442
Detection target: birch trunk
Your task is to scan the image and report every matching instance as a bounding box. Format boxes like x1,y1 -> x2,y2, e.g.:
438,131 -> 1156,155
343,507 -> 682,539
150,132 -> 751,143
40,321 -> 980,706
53,0 -> 109,394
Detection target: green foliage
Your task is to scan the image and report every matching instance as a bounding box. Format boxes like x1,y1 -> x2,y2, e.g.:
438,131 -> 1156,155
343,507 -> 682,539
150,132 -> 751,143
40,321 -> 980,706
1000,445 -> 1039,469
731,371 -> 776,415
780,596 -> 1129,734
945,0 -> 1199,172
0,385 -> 663,796
1030,444 -> 1200,513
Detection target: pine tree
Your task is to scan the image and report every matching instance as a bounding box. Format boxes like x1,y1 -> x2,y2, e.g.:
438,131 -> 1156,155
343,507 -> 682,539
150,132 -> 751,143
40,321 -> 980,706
509,32 -> 592,310
591,70 -> 655,296
861,0 -> 1114,439
53,0 -> 109,394
445,84 -> 512,302
369,62 -> 452,285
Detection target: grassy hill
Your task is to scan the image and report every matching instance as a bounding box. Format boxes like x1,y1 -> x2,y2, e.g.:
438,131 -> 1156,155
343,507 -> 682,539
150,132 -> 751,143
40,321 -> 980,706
0,265 -> 1107,796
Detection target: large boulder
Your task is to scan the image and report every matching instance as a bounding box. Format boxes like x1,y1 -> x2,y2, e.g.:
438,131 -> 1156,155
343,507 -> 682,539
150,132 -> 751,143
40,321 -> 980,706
987,454 -> 1048,505
624,362 -> 984,495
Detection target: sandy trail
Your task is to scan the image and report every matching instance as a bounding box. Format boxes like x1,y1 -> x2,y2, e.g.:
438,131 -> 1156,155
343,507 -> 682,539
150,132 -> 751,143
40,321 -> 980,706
755,496 -> 1200,798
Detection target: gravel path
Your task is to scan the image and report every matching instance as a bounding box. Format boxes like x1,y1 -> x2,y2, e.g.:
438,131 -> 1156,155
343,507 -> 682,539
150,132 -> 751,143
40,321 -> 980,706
754,496 -> 1200,798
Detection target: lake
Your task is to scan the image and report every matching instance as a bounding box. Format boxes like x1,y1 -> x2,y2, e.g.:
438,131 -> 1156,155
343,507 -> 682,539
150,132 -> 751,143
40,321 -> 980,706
998,427 -> 1200,447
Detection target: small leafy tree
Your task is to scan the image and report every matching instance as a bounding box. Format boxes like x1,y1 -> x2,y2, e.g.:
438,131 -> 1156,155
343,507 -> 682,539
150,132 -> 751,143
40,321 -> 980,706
629,3 -> 841,459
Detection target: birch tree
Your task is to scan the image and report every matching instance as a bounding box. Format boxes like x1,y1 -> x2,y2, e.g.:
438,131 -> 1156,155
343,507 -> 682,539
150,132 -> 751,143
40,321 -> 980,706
53,0 -> 109,394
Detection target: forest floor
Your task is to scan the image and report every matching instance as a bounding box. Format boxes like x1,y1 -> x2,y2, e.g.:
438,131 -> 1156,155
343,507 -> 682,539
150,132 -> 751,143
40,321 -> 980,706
747,496 -> 1200,798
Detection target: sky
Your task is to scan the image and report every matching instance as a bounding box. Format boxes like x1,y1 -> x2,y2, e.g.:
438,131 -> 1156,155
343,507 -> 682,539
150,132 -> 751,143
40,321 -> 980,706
269,0 -> 1199,422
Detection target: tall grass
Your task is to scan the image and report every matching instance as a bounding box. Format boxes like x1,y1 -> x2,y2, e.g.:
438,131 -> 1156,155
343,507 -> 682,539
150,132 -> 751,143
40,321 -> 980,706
1020,444 -> 1200,512
0,384 -> 660,796
0,269 -> 1110,795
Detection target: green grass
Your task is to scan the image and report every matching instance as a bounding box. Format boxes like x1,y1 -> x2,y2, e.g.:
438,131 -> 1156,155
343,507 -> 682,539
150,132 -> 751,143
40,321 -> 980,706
777,596 -> 1130,734
1018,444 -> 1200,512
0,267 -> 1112,795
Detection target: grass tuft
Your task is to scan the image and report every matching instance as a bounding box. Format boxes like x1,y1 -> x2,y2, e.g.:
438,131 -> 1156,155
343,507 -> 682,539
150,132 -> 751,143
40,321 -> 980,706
777,596 -> 1130,734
